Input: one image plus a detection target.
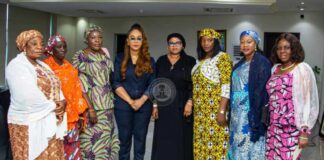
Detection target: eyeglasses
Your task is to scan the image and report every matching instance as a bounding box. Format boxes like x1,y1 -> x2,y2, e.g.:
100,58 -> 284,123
277,46 -> 291,51
129,37 -> 143,42
168,41 -> 182,47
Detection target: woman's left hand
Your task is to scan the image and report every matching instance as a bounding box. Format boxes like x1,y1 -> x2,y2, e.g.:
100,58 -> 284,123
77,118 -> 84,133
133,99 -> 145,111
298,133 -> 309,148
216,112 -> 227,127
183,103 -> 192,117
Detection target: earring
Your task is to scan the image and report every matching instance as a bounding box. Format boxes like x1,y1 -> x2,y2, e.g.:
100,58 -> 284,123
255,47 -> 257,51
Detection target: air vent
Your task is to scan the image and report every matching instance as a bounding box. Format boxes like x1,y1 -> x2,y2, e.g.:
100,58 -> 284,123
233,45 -> 243,64
203,7 -> 233,13
233,45 -> 241,56
77,9 -> 105,14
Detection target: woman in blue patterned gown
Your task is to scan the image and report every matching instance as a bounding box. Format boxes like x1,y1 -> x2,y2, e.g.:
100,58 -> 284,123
227,30 -> 272,160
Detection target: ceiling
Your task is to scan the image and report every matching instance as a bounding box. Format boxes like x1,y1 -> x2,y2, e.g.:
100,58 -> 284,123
4,0 -> 324,17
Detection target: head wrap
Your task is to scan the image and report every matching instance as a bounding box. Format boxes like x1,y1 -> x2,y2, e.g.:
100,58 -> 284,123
84,25 -> 103,44
240,30 -> 261,45
45,34 -> 65,55
199,28 -> 221,40
167,33 -> 186,48
16,30 -> 43,52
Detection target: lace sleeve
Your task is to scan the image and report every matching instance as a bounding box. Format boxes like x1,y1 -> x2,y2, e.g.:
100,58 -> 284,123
292,62 -> 319,130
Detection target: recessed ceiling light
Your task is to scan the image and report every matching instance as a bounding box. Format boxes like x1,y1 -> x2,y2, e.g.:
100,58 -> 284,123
300,2 -> 305,5
297,5 -> 305,11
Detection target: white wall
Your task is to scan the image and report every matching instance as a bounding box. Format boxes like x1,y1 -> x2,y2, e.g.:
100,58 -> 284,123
56,11 -> 324,108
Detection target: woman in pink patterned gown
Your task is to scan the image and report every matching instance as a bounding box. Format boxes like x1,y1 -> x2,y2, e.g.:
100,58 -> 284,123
265,33 -> 319,160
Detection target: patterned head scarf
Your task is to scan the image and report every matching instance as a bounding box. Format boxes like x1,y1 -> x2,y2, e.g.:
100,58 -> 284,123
45,34 -> 65,55
16,30 -> 43,52
240,30 -> 261,45
84,25 -> 103,44
199,28 -> 221,40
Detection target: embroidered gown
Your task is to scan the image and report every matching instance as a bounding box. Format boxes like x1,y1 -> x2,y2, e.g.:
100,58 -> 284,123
7,54 -> 64,160
227,61 -> 265,160
192,52 -> 232,160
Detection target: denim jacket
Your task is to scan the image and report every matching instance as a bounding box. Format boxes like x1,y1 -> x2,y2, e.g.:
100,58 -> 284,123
229,52 -> 272,142
112,53 -> 156,111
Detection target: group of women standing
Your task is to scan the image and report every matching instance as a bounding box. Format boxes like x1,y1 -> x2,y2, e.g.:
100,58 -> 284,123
5,23 -> 319,160
151,29 -> 318,160
227,31 -> 319,160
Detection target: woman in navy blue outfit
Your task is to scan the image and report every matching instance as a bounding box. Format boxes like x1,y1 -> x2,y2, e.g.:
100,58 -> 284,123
113,24 -> 155,160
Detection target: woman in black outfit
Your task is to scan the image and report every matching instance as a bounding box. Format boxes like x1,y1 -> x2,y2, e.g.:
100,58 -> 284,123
151,33 -> 196,160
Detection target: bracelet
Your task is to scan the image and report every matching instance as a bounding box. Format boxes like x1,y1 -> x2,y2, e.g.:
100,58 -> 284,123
153,103 -> 158,108
299,136 -> 308,140
219,110 -> 225,114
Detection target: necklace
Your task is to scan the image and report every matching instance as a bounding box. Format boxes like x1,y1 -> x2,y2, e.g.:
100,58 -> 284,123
168,54 -> 180,70
280,63 -> 295,71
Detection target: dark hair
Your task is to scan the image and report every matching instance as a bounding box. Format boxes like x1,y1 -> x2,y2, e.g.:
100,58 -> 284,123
197,37 -> 222,60
120,23 -> 152,80
270,33 -> 305,64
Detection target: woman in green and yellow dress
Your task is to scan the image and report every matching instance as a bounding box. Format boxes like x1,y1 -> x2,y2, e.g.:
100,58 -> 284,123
192,28 -> 232,160
72,25 -> 119,160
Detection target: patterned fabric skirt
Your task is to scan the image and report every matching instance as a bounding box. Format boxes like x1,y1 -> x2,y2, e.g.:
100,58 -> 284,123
266,124 -> 300,160
80,109 -> 120,160
8,123 -> 64,160
228,91 -> 265,160
266,73 -> 300,160
192,70 -> 229,160
64,124 -> 81,160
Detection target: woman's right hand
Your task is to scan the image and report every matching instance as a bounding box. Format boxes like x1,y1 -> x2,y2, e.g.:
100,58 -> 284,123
152,107 -> 158,119
88,109 -> 98,124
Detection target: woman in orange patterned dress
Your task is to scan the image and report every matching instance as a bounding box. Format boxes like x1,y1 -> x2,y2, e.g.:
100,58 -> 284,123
6,30 -> 66,160
44,34 -> 89,160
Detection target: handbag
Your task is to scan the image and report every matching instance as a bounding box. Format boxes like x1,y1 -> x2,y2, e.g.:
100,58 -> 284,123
261,104 -> 270,126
